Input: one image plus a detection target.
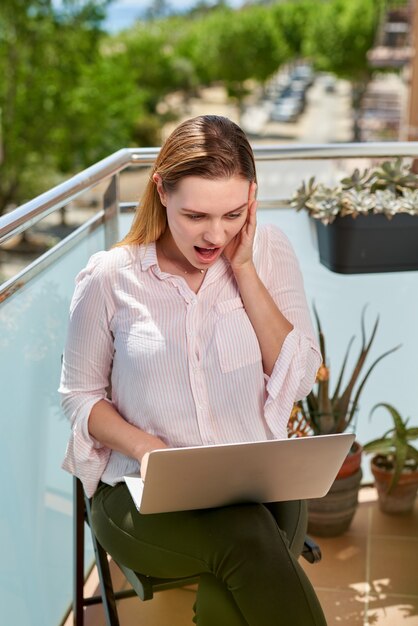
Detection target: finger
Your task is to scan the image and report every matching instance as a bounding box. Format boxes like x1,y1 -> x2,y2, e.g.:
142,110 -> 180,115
248,181 -> 257,204
247,198 -> 257,228
140,452 -> 150,479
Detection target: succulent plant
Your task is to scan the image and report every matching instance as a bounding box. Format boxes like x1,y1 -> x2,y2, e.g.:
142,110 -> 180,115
340,167 -> 374,191
371,158 -> 418,194
290,176 -> 317,212
291,158 -> 418,224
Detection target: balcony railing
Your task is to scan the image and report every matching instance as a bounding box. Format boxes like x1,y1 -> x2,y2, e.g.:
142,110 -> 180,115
1,142 -> 417,626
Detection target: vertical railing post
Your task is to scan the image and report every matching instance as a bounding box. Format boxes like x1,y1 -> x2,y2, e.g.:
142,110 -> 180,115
103,174 -> 120,249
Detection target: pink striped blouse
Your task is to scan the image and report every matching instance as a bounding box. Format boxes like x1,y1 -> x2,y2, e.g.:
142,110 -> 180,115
60,224 -> 321,497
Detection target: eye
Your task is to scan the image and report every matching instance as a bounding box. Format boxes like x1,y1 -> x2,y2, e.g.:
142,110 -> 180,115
186,214 -> 204,221
225,212 -> 243,220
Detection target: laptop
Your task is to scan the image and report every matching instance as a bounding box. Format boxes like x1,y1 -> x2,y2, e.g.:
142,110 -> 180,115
124,433 -> 355,514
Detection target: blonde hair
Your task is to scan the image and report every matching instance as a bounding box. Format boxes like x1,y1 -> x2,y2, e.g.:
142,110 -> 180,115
118,115 -> 257,246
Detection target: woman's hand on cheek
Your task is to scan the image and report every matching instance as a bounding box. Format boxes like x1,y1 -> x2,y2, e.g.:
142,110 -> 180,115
224,182 -> 257,272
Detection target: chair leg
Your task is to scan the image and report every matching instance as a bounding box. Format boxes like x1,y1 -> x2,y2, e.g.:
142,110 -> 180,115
84,491 -> 121,626
74,477 -> 122,626
74,477 -> 86,626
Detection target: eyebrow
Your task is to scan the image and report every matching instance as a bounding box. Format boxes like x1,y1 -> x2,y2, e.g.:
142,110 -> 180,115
182,203 -> 248,215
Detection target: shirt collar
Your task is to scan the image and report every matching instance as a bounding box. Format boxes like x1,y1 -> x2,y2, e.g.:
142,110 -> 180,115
139,242 -> 158,272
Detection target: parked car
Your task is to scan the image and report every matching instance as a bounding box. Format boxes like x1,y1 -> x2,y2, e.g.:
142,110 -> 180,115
270,97 -> 303,123
291,63 -> 315,87
322,74 -> 336,93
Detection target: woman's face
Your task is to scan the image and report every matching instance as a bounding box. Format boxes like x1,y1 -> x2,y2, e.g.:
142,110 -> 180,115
155,175 -> 252,270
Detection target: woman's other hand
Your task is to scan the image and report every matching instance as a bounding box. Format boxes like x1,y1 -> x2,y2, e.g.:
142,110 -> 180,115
139,436 -> 169,478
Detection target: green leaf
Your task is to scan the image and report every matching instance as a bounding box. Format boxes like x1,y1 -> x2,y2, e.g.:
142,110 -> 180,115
406,427 -> 418,440
345,344 -> 401,430
363,439 -> 393,454
389,440 -> 408,491
406,445 -> 418,463
370,403 -> 406,437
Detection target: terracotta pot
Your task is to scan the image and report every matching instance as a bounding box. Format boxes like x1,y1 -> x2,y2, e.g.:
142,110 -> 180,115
336,440 -> 362,479
371,456 -> 418,514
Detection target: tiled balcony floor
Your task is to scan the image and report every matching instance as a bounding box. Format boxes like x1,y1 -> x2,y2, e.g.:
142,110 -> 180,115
301,487 -> 418,626
71,488 -> 418,626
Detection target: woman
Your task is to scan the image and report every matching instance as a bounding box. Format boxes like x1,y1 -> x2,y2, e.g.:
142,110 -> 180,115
60,115 -> 326,625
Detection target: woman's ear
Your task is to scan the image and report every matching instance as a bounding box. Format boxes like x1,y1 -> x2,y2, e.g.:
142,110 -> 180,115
152,173 -> 167,206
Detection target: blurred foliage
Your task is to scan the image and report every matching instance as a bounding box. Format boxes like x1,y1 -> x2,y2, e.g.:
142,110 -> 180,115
0,1 -> 112,211
304,0 -> 383,79
303,0 -> 384,139
174,6 -> 289,108
0,0 -> 386,214
271,0 -> 317,58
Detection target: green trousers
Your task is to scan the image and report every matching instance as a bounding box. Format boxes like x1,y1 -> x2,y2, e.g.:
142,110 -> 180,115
91,482 -> 327,626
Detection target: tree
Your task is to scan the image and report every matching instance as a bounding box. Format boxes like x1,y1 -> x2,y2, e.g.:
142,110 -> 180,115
0,1 -> 111,214
55,46 -> 151,169
304,0 -> 384,140
113,18 -> 201,141
178,5 -> 290,115
271,0 -> 317,59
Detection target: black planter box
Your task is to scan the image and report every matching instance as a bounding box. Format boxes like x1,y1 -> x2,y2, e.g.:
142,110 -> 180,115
313,213 -> 418,274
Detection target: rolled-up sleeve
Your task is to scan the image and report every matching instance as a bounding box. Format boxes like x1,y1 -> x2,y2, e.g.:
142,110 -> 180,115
259,226 -> 321,438
59,252 -> 114,496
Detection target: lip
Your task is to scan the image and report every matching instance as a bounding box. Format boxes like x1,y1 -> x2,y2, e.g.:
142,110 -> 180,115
194,246 -> 222,265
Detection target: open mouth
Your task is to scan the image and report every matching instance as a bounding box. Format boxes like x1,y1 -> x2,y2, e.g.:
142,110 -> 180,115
194,246 -> 221,263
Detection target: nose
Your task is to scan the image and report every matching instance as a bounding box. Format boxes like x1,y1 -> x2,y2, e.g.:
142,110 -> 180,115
202,220 -> 225,246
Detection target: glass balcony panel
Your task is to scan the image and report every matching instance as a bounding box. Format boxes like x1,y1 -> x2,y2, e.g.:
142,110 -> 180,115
0,226 -> 104,626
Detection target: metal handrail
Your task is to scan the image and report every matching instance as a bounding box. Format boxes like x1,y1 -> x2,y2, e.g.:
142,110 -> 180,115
0,149 -> 134,246
1,140 -> 418,303
2,141 -> 418,246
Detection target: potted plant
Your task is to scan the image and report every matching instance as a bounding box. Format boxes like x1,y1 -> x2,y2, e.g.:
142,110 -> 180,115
288,304 -> 400,536
363,403 -> 418,514
291,157 -> 418,274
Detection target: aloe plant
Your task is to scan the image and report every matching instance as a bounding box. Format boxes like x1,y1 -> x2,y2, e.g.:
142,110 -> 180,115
364,403 -> 418,492
297,305 -> 401,436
